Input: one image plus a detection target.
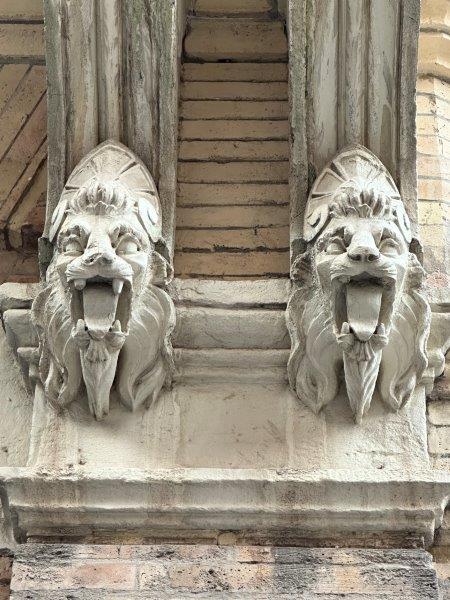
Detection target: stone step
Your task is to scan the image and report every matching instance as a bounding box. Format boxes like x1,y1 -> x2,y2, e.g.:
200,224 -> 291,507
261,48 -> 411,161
191,0 -> 274,18
175,251 -> 290,279
174,305 -> 288,350
181,81 -> 287,100
181,100 -> 288,119
179,119 -> 289,140
182,62 -> 288,82
171,278 -> 289,308
177,182 -> 289,205
184,19 -> 288,62
175,348 -> 289,383
179,140 -> 289,161
177,161 -> 289,183
177,205 -> 289,228
176,226 -> 289,251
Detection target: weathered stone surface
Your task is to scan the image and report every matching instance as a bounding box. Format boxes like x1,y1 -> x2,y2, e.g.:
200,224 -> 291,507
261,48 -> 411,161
177,205 -> 289,228
2,309 -> 37,353
43,0 -> 182,253
289,0 -> 420,237
0,282 -> 39,312
182,62 -> 288,82
179,120 -> 289,141
32,141 -> 175,421
181,99 -> 289,120
193,0 -> 274,17
428,401 -> 450,426
288,145 -> 429,423
179,140 -> 289,161
171,278 -> 289,308
429,426 -> 450,456
185,20 -> 287,62
181,81 -> 288,101
174,306 -> 289,349
9,544 -> 440,599
0,25 -> 44,61
0,0 -> 43,20
178,161 -> 289,183
177,182 -> 289,205
176,5 -> 290,279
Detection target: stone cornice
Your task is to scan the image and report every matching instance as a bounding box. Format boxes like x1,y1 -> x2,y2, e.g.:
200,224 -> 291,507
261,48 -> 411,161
1,466 -> 449,547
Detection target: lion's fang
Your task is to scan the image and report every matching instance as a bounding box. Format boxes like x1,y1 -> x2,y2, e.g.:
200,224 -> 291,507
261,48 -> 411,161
113,279 -> 124,295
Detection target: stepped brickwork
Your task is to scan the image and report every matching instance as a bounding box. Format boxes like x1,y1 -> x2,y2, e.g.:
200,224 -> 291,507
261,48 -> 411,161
175,0 -> 290,278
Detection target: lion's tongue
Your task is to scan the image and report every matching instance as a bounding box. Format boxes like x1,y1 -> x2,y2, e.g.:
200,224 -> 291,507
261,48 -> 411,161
82,284 -> 119,339
346,282 -> 383,342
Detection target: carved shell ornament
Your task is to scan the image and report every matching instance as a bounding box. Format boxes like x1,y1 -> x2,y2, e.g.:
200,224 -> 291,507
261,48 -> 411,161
287,145 -> 430,423
32,141 -> 175,420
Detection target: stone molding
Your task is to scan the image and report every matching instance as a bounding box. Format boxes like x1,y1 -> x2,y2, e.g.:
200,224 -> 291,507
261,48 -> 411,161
2,466 -> 449,547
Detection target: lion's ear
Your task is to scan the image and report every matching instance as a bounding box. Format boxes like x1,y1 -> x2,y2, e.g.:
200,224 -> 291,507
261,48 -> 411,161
304,205 -> 330,242
49,198 -> 69,243
137,197 -> 161,244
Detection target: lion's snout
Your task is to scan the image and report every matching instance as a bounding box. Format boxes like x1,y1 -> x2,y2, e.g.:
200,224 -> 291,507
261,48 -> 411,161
65,251 -> 133,285
347,231 -> 380,263
82,249 -> 116,268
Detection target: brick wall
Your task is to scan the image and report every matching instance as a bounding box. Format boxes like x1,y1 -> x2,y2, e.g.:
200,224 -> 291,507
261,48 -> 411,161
9,544 -> 441,599
417,0 -> 450,286
0,554 -> 12,600
0,0 -> 44,284
418,1 -> 450,596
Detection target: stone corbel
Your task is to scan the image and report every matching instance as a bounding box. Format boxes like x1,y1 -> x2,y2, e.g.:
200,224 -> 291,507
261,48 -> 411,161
26,140 -> 175,420
287,145 -> 431,423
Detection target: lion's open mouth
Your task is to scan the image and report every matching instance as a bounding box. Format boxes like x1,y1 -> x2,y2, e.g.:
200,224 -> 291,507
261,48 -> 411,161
331,273 -> 395,342
70,276 -> 132,339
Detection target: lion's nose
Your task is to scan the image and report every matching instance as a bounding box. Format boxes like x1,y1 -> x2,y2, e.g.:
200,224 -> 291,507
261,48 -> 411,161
348,245 -> 380,263
83,251 -> 115,266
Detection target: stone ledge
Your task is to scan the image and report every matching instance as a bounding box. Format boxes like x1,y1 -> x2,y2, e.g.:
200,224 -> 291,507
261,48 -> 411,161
2,467 -> 448,547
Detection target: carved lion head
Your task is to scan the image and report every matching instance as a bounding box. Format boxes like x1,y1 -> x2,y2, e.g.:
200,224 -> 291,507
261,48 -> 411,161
287,146 -> 430,422
32,141 -> 175,420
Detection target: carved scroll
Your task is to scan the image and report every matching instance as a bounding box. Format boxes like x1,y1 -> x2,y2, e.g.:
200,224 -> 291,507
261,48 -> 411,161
32,141 -> 175,420
287,145 -> 430,423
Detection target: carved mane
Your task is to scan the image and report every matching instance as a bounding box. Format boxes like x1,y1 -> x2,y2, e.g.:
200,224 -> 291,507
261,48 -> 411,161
287,146 -> 431,422
31,141 -> 176,419
287,251 -> 430,417
32,260 -> 175,415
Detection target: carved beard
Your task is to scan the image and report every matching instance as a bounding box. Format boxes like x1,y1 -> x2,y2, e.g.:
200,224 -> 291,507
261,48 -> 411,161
287,253 -> 430,422
32,264 -> 175,419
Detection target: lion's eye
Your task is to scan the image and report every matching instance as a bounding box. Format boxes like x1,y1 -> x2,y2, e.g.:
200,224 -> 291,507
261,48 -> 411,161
64,240 -> 83,254
379,238 -> 399,256
116,239 -> 140,254
326,238 -> 346,254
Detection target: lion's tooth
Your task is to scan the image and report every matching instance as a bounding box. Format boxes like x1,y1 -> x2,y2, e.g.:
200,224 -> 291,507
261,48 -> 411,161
74,279 -> 86,290
113,279 -> 123,295
377,323 -> 386,335
76,319 -> 86,333
341,322 -> 350,334
111,320 -> 121,332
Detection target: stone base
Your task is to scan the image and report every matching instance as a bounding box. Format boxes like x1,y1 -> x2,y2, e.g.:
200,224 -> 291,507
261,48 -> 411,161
9,544 -> 441,599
